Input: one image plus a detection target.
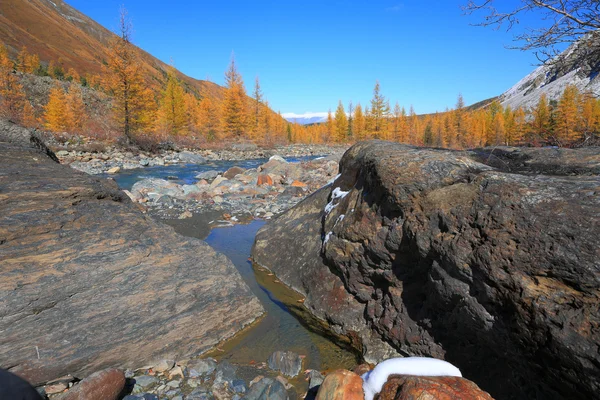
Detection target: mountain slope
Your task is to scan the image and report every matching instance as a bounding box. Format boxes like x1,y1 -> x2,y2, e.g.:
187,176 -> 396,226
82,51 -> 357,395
0,0 -> 244,103
500,35 -> 600,110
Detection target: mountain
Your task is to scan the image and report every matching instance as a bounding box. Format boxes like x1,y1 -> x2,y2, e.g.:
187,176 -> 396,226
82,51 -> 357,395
0,0 -> 262,104
500,34 -> 600,110
283,113 -> 328,125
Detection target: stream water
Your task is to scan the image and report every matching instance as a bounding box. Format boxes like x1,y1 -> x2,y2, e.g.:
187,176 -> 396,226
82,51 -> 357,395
110,159 -> 358,377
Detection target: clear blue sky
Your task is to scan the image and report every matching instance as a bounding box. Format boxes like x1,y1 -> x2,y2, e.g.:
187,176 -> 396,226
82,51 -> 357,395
66,0 -> 546,116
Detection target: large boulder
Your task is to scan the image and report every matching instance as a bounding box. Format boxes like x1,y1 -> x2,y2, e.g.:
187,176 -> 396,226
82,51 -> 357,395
252,141 -> 600,399
0,123 -> 264,386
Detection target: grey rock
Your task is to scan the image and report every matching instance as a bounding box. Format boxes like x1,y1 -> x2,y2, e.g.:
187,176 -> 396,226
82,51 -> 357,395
133,375 -> 158,391
178,151 -> 206,164
186,388 -> 213,400
242,377 -> 287,400
0,135 -> 264,386
231,379 -> 247,393
267,351 -> 302,378
140,159 -> 150,166
307,370 -> 324,390
195,171 -> 220,181
213,361 -> 237,387
231,143 -> 258,151
252,140 -> 600,400
187,359 -> 217,378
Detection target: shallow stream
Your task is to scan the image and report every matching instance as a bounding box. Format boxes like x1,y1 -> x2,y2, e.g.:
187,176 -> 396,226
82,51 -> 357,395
110,159 -> 358,376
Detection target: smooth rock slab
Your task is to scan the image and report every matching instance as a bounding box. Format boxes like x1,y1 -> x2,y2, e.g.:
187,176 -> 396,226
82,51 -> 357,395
0,124 -> 264,386
243,377 -> 287,400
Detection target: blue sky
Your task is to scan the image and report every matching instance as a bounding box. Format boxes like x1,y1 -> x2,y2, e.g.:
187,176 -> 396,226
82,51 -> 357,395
66,0 -> 547,116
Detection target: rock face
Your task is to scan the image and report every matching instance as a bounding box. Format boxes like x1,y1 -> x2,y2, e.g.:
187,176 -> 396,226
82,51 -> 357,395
0,122 -> 264,386
378,376 -> 493,400
252,141 -> 600,399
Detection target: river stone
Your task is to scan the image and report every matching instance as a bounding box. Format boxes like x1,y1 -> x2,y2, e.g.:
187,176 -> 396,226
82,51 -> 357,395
178,151 -> 206,164
0,123 -> 264,386
213,361 -> 237,387
307,370 -> 325,390
187,388 -> 212,400
315,370 -> 364,400
133,375 -> 158,392
378,376 -> 493,400
187,359 -> 217,378
267,351 -> 302,378
242,377 -> 287,400
231,143 -> 258,151
223,166 -> 246,179
56,369 -> 125,400
252,140 -> 600,400
196,170 -> 220,181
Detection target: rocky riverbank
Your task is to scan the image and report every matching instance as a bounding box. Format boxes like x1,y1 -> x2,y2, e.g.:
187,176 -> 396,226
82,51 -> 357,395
124,155 -> 341,222
253,141 -> 600,399
49,141 -> 346,176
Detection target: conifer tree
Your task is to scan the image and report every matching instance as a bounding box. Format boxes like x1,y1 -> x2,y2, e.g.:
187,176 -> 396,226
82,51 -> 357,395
369,81 -> 390,138
334,100 -> 348,142
157,68 -> 188,135
353,103 -> 365,141
326,109 -> 334,141
0,43 -> 27,122
22,100 -> 37,128
252,76 -> 263,138
347,101 -> 354,139
44,84 -> 68,132
221,55 -> 249,138
555,84 -> 580,144
103,7 -> 154,142
65,84 -> 87,132
408,105 -> 420,145
531,93 -> 551,144
197,96 -> 220,141
579,92 -> 600,139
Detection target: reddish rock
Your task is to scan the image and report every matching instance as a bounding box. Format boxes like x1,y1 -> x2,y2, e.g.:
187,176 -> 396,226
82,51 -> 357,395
378,375 -> 494,400
57,369 -> 125,400
223,166 -> 245,179
352,364 -> 372,376
291,180 -> 307,187
257,174 -> 273,186
315,369 -> 364,400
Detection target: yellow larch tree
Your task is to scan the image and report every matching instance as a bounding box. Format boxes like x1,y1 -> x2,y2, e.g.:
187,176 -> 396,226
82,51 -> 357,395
334,100 -> 348,142
555,85 -> 580,144
17,47 -> 39,74
353,103 -> 366,141
22,100 -> 37,128
44,84 -> 69,132
65,84 -> 87,132
578,91 -> 600,140
156,69 -> 188,135
221,55 -> 249,138
530,93 -> 551,144
197,96 -> 221,141
408,105 -> 421,145
0,43 -> 27,123
103,7 -> 155,142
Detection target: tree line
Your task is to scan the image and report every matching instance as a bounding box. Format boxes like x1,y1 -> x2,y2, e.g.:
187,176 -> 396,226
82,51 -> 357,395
2,41 -> 599,148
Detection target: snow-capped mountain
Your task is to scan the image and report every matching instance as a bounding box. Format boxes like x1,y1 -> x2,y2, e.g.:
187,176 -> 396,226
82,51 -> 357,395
283,112 -> 328,125
500,35 -> 600,110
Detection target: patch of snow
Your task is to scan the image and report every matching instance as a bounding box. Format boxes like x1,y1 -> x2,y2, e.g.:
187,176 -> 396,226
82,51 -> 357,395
324,187 -> 349,214
361,357 -> 462,400
231,216 -> 238,222
315,156 -> 325,160
323,231 -> 332,244
336,214 -> 345,225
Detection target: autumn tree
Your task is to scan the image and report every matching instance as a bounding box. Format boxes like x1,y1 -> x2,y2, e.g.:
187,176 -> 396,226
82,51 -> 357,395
555,84 -> 580,144
197,96 -> 221,140
156,68 -> 188,135
353,103 -> 366,141
44,84 -> 68,132
0,43 -> 27,122
65,84 -> 87,132
347,101 -> 354,139
325,109 -> 334,141
17,47 -> 40,74
103,7 -> 154,142
369,81 -> 390,138
251,76 -> 263,139
578,92 -> 600,141
221,55 -> 249,138
334,101 -> 348,142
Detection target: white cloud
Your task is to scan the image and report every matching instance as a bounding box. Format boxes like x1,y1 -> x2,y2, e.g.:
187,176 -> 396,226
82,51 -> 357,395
282,112 -> 328,119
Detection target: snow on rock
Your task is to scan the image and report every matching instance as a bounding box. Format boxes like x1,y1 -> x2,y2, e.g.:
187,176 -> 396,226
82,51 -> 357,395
324,187 -> 349,214
361,357 -> 462,400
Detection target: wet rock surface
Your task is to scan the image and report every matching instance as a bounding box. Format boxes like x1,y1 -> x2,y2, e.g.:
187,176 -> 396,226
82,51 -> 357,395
0,123 -> 264,386
253,141 -> 600,399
